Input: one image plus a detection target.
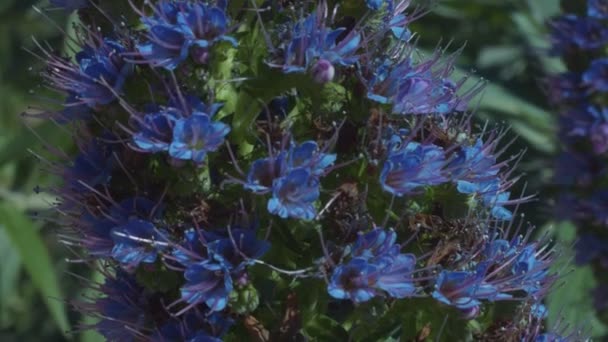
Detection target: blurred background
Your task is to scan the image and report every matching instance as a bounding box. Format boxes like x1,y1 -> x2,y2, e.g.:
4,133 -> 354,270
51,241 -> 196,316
0,0 -> 600,340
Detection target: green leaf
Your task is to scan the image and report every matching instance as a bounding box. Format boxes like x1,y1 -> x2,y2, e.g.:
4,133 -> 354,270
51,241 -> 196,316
80,271 -> 105,342
303,315 -> 349,341
0,203 -> 70,338
0,227 -> 21,327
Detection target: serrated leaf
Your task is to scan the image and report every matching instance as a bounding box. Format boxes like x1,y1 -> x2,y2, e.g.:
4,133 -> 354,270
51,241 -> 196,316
0,203 -> 70,338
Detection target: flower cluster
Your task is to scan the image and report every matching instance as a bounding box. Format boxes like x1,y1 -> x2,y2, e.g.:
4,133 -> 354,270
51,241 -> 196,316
548,0 -> 608,319
241,139 -> 336,220
31,0 -> 579,340
379,125 -> 522,220
135,0 -> 237,69
328,229 -> 418,303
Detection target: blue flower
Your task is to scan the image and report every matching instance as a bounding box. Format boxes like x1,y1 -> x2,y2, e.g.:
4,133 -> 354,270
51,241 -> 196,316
153,310 -> 233,342
511,245 -> 551,296
477,180 -> 513,220
365,52 -> 477,115
133,110 -> 178,153
583,58 -> 608,92
287,141 -> 336,177
64,136 -> 115,191
267,168 -> 320,220
168,114 -> 230,164
328,228 -> 417,302
589,0 -> 608,19
365,0 -> 385,10
269,6 -> 361,81
138,1 -> 237,70
181,261 -> 233,311
93,271 -> 149,341
244,153 -> 288,193
432,270 -> 497,310
350,228 -> 398,260
549,15 -> 608,54
328,258 -> 379,303
380,140 -> 447,196
546,72 -> 585,104
386,1 -> 415,41
110,219 -> 167,268
375,253 -> 417,298
449,139 -> 499,190
57,38 -> 133,107
206,229 -> 271,270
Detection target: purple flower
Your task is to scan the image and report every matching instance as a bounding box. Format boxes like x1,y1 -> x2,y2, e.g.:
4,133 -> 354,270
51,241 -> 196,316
287,141 -> 336,177
153,309 -> 233,342
244,153 -> 287,193
477,180 -> 513,220
351,228 -> 399,260
432,270 -> 497,310
365,0 -> 385,10
64,137 -> 114,191
582,58 -> 608,92
449,138 -> 500,192
181,261 -> 233,311
589,0 -> 608,19
110,219 -> 167,268
549,15 -> 608,54
545,72 -> 586,104
206,229 -> 271,270
386,1 -> 416,41
268,4 -> 361,79
92,271 -> 149,341
267,168 -> 320,220
133,110 -> 178,153
364,50 -> 480,115
311,58 -> 336,84
168,114 -> 230,164
511,245 -> 551,296
375,253 -> 417,298
328,228 -> 417,302
380,140 -> 447,196
328,258 -> 379,303
138,1 -> 237,70
46,38 -> 133,108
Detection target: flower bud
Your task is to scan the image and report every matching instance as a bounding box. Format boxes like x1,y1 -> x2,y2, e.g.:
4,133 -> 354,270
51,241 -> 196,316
311,59 -> 335,84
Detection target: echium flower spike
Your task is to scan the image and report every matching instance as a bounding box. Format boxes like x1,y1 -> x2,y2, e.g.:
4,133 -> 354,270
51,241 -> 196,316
546,0 -> 608,324
28,0 -> 579,339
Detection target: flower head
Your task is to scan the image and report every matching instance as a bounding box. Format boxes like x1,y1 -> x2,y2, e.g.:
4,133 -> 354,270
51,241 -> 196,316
582,58 -> 608,92
432,269 -> 497,310
168,114 -> 230,164
111,219 -> 167,268
137,0 -> 237,70
45,38 -> 133,108
181,261 -> 233,312
267,168 -> 320,220
268,2 -> 361,80
549,15 -> 608,54
328,228 -> 418,303
380,139 -> 447,196
589,0 -> 608,19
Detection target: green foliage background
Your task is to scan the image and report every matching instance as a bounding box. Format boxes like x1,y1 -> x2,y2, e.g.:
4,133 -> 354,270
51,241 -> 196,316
0,0 -> 599,340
